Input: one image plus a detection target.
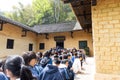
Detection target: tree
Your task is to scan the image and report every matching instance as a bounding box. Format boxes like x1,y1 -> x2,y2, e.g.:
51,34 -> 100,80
50,0 -> 76,23
4,0 -> 76,26
4,2 -> 36,27
32,0 -> 53,24
32,0 -> 76,24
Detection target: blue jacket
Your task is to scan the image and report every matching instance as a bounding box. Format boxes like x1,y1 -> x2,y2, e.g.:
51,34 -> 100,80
59,68 -> 69,80
47,58 -> 52,65
28,66 -> 40,80
34,64 -> 43,76
40,57 -> 52,68
71,56 -> 75,63
59,68 -> 74,80
0,72 -> 8,80
39,64 -> 64,80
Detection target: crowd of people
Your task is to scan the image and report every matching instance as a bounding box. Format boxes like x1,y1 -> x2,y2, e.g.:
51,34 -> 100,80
0,47 -> 86,80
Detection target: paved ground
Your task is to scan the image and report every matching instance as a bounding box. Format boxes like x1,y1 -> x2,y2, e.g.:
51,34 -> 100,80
74,57 -> 95,80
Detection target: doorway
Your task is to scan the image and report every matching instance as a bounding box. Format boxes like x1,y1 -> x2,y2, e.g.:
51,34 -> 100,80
56,41 -> 64,49
54,36 -> 65,49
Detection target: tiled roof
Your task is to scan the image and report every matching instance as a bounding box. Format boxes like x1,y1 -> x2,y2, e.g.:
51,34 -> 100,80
0,15 -> 36,33
0,15 -> 82,34
32,21 -> 82,33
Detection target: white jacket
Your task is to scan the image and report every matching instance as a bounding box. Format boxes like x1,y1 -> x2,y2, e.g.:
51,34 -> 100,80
72,58 -> 81,73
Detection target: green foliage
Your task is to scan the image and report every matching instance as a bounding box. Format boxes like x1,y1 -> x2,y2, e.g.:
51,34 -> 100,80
4,0 -> 76,26
4,2 -> 36,27
32,0 -> 53,24
84,47 -> 90,56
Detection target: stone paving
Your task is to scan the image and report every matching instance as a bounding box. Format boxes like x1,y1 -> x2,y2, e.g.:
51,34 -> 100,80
74,57 -> 95,80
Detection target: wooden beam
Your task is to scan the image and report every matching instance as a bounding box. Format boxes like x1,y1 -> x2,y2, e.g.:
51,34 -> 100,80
80,1 -> 91,6
73,4 -> 91,8
0,21 -> 3,31
62,0 -> 80,4
21,29 -> 27,37
45,33 -> 49,39
36,33 -> 39,36
83,24 -> 92,33
84,20 -> 92,24
72,2 -> 91,8
77,13 -> 91,17
70,31 -> 73,38
62,0 -> 72,3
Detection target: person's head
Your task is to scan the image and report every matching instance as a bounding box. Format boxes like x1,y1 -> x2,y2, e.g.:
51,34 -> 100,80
0,59 -> 6,73
0,60 -> 3,68
63,51 -> 67,54
79,50 -> 82,53
59,55 -> 62,61
54,55 -> 58,60
20,66 -> 37,80
36,52 -> 42,58
43,50 -> 51,57
22,51 -> 37,67
5,55 -> 24,79
62,59 -> 69,67
78,55 -> 83,61
5,55 -> 37,80
53,59 -> 61,66
67,54 -> 71,60
72,48 -> 77,52
54,52 -> 58,56
74,52 -> 78,57
0,60 -> 5,72
62,54 -> 68,60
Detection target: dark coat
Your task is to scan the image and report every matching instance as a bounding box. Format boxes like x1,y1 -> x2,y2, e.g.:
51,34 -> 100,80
68,60 -> 73,70
39,64 -> 64,80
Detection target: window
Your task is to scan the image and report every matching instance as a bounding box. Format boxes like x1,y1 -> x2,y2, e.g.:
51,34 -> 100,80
79,41 -> 87,49
29,44 -> 33,51
39,43 -> 45,50
7,39 -> 14,49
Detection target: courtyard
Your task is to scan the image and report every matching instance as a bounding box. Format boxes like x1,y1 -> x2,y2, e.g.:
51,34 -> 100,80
75,57 -> 95,80
1,0 -> 120,80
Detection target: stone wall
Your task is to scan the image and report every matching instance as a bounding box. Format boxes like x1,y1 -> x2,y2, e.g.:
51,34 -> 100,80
92,0 -> 120,79
0,23 -> 93,58
37,31 -> 93,56
0,23 -> 37,58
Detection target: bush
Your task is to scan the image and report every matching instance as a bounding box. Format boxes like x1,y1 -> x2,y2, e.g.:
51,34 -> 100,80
84,47 -> 90,56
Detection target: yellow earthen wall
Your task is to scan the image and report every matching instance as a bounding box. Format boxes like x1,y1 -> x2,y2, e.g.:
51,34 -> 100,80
37,31 -> 93,56
92,0 -> 120,79
0,23 -> 37,58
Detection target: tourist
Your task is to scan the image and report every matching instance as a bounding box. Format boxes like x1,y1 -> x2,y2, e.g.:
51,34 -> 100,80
5,55 -> 36,80
39,60 -> 64,80
72,54 -> 82,74
22,52 -> 40,80
40,50 -> 52,68
36,52 -> 43,64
